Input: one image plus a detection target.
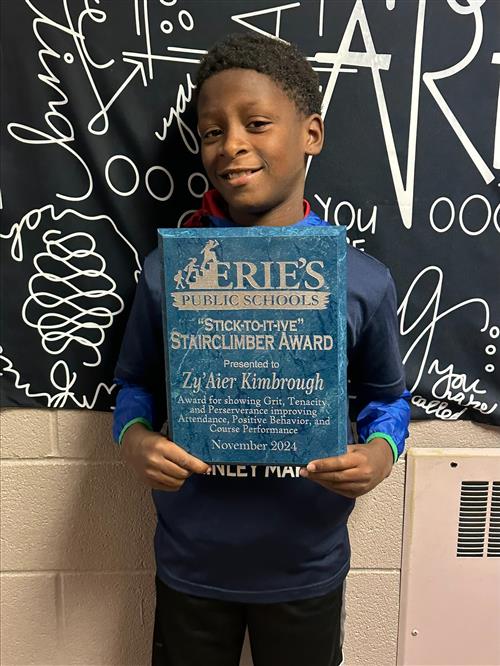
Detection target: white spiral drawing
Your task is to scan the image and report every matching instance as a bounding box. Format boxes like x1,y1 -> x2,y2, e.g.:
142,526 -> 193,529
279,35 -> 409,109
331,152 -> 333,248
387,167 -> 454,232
22,229 -> 124,368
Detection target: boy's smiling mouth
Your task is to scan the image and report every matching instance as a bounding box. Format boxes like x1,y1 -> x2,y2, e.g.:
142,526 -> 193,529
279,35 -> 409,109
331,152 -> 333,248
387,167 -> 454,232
219,166 -> 263,184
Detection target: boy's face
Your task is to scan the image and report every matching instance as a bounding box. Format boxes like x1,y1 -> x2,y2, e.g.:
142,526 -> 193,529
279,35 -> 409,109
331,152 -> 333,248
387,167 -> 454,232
197,68 -> 323,226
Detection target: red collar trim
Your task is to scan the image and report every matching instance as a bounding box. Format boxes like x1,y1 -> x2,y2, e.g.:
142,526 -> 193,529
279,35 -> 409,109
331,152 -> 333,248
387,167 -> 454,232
183,189 -> 311,227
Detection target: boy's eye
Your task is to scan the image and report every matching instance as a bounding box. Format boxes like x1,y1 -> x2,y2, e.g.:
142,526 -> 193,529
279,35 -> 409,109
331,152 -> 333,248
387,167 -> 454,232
202,128 -> 222,140
248,120 -> 270,130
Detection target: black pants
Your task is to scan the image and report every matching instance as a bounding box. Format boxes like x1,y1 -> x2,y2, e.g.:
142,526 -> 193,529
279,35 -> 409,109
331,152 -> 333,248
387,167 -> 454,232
152,576 -> 344,666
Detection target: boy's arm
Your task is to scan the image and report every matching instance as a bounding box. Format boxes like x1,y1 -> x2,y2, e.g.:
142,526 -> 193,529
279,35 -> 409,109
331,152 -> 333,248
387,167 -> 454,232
113,379 -> 209,489
113,254 -> 209,489
299,391 -> 410,497
301,270 -> 411,496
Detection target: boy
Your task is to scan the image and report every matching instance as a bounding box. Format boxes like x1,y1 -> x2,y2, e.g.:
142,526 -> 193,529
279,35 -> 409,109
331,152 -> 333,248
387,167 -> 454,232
113,33 -> 410,666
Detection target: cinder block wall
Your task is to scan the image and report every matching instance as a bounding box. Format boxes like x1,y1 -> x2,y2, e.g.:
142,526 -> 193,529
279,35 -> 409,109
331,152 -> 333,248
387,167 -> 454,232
1,409 -> 498,666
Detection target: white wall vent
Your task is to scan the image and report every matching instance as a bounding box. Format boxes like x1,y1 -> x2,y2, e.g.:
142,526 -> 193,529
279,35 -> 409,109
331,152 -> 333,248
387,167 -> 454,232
397,448 -> 500,666
487,482 -> 500,558
457,480 -> 499,558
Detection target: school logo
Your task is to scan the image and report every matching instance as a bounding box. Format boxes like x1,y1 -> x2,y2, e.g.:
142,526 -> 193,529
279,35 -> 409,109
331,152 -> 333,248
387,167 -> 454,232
171,240 -> 330,310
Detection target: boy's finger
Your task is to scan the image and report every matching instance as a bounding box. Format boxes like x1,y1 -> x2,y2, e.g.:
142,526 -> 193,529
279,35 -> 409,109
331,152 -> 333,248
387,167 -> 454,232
301,466 -> 361,483
150,470 -> 185,491
306,452 -> 356,473
156,458 -> 192,480
315,480 -> 365,498
163,441 -> 210,473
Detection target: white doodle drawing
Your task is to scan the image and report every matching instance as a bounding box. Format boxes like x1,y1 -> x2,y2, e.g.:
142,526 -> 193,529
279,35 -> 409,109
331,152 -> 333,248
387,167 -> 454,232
309,0 -> 422,231
398,265 -> 497,418
187,173 -> 209,199
105,155 -> 141,197
318,0 -> 325,37
309,0 -> 497,230
154,72 -> 199,151
231,3 -> 301,40
104,156 -> 175,202
0,346 -> 116,409
1,206 -> 141,408
22,229 -> 125,368
6,0 -> 98,199
1,205 -> 141,275
313,194 -> 377,235
422,0 -> 494,186
176,209 -> 197,228
493,51 -> 500,170
429,195 -> 500,236
428,358 -> 496,415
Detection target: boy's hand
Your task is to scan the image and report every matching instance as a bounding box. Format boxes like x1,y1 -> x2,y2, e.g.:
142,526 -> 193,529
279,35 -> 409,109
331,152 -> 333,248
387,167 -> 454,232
121,423 -> 210,492
299,438 -> 394,498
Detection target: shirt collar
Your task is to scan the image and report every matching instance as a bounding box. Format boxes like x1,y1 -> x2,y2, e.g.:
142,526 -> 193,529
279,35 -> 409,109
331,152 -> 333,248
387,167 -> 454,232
183,189 -> 328,229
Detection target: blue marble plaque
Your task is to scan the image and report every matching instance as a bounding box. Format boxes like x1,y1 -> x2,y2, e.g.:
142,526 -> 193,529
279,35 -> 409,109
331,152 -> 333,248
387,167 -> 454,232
158,226 -> 347,465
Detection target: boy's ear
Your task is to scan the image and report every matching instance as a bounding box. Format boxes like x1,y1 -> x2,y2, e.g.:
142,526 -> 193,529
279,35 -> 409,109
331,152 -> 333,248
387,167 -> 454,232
304,114 -> 324,156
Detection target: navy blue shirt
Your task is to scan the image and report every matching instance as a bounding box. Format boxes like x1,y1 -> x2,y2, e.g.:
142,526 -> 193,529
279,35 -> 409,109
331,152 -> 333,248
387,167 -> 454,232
114,211 -> 410,602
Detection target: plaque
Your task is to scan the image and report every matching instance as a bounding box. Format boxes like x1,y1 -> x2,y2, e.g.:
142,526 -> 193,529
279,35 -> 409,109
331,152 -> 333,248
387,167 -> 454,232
158,226 -> 347,465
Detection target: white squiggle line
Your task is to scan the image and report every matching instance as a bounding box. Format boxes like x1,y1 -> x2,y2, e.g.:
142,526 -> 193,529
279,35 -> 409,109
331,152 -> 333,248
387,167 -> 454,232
143,0 -> 154,79
6,2 -> 94,201
318,0 -> 324,36
60,0 -> 114,135
231,3 -> 300,40
0,205 -> 141,280
422,1 -> 494,184
154,72 -> 199,152
398,265 -> 490,393
7,123 -> 94,201
167,46 -> 207,54
58,0 -> 145,137
0,345 -> 53,403
447,0 -> 486,16
310,0 -> 426,231
491,51 -> 500,170
22,230 -> 123,368
134,0 -> 141,35
88,60 -> 147,135
122,50 -> 201,64
77,4 -> 115,70
0,347 -> 115,409
105,155 -> 140,196
18,0 -> 117,196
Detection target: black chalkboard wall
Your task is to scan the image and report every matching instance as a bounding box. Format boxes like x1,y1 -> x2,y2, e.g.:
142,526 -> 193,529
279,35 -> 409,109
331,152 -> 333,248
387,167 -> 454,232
1,0 -> 499,425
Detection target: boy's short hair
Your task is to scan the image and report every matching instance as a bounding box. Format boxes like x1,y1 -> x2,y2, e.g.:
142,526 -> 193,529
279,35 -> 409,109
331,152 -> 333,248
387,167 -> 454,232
195,33 -> 322,116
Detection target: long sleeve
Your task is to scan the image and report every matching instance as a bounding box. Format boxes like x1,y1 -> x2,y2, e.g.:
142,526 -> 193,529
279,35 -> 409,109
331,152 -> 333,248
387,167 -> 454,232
356,389 -> 411,461
112,249 -> 166,444
347,251 -> 411,462
112,381 -> 155,444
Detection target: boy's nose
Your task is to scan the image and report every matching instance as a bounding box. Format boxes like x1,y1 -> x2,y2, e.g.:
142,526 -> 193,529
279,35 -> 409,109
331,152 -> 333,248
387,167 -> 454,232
219,128 -> 248,158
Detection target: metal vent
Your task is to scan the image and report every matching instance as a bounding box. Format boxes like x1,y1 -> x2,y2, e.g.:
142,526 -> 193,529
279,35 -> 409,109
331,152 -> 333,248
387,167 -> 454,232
457,480 -> 500,557
398,449 -> 500,666
488,481 -> 500,557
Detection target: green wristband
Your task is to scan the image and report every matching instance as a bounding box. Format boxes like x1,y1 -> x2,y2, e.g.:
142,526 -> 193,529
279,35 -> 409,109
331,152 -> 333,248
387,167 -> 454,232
118,417 -> 153,445
366,432 -> 399,463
